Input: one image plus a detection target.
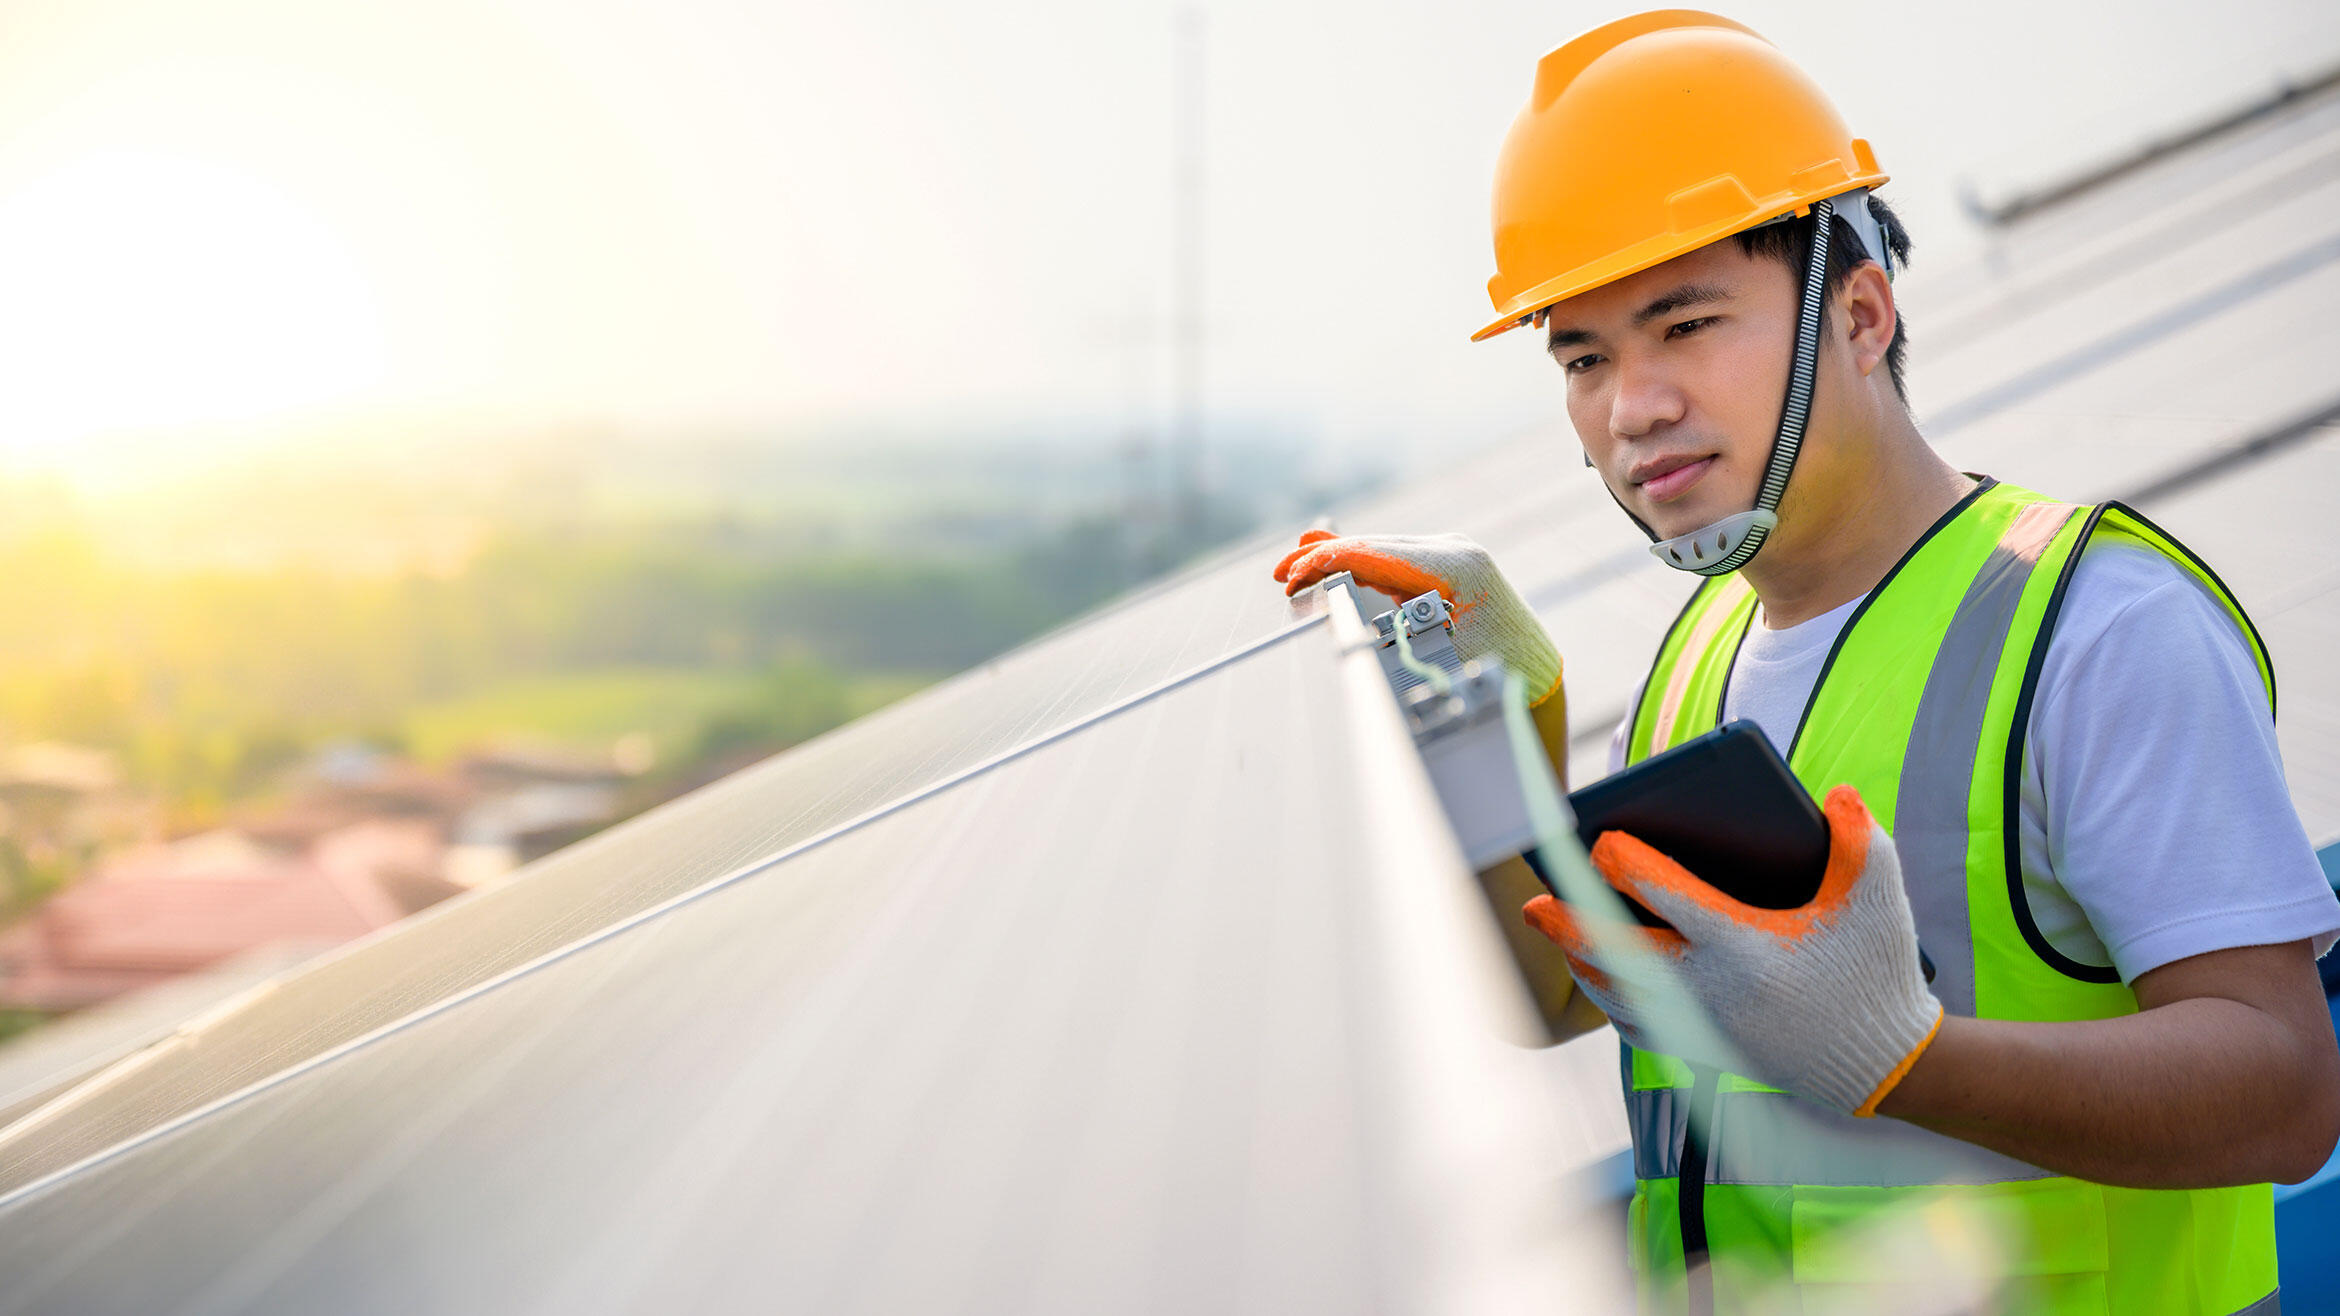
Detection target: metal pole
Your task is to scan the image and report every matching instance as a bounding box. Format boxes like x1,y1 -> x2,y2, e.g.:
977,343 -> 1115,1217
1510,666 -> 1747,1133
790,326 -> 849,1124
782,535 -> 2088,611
1170,3 -> 1205,541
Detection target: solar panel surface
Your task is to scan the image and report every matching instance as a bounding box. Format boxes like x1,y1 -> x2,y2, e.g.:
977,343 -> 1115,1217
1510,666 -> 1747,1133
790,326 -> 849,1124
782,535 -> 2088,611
0,604 -> 1625,1316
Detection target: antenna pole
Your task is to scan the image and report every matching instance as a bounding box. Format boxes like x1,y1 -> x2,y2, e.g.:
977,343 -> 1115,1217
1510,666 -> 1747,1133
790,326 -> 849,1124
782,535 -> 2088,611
1170,3 -> 1206,540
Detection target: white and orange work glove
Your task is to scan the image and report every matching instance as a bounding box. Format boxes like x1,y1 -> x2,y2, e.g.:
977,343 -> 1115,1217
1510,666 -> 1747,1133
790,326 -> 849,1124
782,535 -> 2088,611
1522,786 -> 1944,1117
1272,530 -> 1564,706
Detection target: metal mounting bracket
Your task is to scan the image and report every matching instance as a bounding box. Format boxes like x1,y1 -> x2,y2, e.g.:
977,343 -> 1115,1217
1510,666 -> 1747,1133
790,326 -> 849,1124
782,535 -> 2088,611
1371,590 -> 1466,697
1321,573 -> 1560,871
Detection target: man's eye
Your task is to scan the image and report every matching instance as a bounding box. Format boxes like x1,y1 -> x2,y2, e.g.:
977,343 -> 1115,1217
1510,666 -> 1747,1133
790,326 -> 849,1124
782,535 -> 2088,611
1666,316 -> 1717,339
1563,353 -> 1604,375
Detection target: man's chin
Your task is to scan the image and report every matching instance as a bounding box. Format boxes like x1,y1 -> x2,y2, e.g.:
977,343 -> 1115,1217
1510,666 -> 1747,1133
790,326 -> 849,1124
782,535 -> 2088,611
1643,507 -> 1721,542
1638,486 -> 1753,542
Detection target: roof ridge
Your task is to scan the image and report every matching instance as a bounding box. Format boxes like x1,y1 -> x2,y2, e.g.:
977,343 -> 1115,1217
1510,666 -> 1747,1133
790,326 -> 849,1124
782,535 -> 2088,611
1979,61 -> 2340,227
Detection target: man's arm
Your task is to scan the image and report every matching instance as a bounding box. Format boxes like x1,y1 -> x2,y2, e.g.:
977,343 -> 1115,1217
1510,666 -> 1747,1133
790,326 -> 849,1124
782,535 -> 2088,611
1530,681 -> 1570,792
1525,786 -> 2340,1177
1477,681 -> 1616,1045
1477,856 -> 1612,1044
1878,940 -> 2340,1187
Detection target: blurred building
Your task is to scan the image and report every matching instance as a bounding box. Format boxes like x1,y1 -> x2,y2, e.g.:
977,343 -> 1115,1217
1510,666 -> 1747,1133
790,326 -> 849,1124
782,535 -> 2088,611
0,822 -> 456,1013
0,739 -> 647,1013
0,742 -> 138,860
446,746 -> 634,887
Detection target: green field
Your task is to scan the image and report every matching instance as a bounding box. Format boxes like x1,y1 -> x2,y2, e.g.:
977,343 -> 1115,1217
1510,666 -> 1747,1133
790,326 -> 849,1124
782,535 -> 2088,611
400,663 -> 938,769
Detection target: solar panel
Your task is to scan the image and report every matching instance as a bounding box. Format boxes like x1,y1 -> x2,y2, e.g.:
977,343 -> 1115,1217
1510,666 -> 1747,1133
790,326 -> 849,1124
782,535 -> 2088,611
0,609 -> 1627,1315
0,534 -> 1325,1192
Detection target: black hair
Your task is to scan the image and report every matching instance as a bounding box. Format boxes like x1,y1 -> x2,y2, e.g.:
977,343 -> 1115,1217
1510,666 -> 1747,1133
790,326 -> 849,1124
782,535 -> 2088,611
1731,193 -> 1914,398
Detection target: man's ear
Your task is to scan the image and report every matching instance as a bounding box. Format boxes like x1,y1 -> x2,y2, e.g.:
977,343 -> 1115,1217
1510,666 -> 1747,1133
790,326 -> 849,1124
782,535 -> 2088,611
1839,261 -> 1897,380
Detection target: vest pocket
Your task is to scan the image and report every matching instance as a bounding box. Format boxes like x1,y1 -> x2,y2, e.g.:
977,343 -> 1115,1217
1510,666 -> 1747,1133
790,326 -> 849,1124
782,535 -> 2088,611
1788,1181 -> 2111,1315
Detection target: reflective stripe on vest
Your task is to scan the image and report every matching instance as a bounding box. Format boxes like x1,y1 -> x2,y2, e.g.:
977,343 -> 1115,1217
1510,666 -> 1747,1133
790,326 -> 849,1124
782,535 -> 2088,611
1615,479 -> 2282,1315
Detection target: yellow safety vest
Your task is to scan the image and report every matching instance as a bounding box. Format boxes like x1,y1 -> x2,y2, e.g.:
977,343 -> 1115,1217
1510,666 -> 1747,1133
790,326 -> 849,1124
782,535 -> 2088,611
1620,478 -> 2281,1314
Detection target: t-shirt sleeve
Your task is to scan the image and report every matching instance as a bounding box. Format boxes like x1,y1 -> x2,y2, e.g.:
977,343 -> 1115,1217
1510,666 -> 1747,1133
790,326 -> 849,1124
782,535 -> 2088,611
2028,544 -> 2340,982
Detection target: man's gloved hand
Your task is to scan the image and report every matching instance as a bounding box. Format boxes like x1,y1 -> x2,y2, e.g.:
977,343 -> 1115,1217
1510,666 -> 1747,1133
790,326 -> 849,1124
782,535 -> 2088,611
1272,530 -> 1563,706
1521,785 -> 1944,1117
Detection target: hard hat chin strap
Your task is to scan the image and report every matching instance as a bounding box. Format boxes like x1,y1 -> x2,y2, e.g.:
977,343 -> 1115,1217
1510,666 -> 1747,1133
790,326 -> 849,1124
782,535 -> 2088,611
1647,194 -> 1841,576
1650,506 -> 1780,572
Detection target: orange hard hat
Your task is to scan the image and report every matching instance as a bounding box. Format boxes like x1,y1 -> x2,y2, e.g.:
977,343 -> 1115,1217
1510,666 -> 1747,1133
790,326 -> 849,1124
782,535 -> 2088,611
1473,10 -> 1887,342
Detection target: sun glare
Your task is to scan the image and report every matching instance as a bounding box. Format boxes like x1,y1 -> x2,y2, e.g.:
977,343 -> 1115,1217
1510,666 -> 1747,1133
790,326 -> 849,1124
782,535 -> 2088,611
0,151 -> 388,470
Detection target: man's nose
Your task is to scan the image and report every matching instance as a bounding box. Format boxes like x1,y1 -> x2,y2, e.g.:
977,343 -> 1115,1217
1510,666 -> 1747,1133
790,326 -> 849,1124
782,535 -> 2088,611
1609,356 -> 1688,440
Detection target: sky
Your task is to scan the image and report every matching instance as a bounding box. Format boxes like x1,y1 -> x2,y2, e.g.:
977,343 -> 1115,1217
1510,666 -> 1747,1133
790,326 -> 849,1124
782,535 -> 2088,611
0,0 -> 2333,492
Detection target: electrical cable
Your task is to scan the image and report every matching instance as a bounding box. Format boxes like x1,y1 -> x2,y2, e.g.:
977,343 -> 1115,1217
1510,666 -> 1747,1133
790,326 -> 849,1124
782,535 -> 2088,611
1495,662 -> 1750,1309
1384,603 -> 1453,697
1493,667 -> 1741,1070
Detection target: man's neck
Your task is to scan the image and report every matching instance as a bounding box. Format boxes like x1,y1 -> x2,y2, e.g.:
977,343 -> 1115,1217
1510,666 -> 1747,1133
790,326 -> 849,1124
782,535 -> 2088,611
1739,424 -> 1974,630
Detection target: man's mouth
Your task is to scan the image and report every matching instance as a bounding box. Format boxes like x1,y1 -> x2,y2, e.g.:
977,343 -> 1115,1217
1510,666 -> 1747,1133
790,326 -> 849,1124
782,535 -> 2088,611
1630,454 -> 1716,504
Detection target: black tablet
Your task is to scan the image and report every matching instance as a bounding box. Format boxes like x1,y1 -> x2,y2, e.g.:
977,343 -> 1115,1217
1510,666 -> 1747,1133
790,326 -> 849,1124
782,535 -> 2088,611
1533,720 -> 1830,929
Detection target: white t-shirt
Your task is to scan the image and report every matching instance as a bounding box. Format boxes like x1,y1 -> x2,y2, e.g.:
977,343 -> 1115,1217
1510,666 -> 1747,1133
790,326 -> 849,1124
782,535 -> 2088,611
1608,541 -> 2340,982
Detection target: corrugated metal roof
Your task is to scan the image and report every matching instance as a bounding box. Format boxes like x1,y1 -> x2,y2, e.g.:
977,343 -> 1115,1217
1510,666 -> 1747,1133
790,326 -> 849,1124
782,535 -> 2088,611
0,64 -> 2333,1311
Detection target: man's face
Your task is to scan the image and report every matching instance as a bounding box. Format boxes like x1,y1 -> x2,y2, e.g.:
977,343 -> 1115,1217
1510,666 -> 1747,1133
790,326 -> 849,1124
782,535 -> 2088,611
1543,239 -> 1804,541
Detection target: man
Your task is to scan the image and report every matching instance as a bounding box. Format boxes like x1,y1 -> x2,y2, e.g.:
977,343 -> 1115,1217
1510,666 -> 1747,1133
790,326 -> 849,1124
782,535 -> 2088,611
1272,11 -> 2340,1313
